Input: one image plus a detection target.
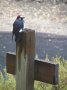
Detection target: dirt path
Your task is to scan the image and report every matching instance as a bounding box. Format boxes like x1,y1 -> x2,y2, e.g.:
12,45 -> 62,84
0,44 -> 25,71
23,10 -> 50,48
0,2 -> 67,35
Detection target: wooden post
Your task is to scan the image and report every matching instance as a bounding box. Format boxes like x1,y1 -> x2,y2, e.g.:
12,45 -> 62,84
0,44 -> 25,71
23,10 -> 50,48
6,52 -> 59,85
6,29 -> 59,87
16,30 -> 35,90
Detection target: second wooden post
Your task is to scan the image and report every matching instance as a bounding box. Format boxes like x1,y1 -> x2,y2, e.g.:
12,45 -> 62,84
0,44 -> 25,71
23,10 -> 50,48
16,29 -> 35,90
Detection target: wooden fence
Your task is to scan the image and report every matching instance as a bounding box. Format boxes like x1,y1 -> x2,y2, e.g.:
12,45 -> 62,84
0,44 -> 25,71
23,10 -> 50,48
6,29 -> 59,90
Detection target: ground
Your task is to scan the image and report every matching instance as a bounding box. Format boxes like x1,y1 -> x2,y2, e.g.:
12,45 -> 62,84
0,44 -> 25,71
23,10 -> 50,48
0,1 -> 67,72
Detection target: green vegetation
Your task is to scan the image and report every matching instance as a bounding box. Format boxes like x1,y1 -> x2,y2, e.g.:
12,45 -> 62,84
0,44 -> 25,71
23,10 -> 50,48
34,55 -> 67,90
0,56 -> 67,90
0,69 -> 16,90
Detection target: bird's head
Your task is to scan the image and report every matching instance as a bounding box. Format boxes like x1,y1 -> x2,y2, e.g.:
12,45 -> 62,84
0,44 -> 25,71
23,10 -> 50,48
17,15 -> 25,20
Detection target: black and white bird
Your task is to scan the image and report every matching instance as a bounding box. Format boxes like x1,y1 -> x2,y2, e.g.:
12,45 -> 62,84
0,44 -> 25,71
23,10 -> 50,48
12,15 -> 25,41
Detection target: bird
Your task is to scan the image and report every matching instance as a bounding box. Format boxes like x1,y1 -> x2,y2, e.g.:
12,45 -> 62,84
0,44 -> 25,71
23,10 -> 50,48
12,15 -> 25,41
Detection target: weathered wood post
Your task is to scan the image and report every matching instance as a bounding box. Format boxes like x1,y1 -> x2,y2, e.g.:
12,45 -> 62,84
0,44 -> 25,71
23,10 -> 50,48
6,29 -> 59,90
16,29 -> 35,90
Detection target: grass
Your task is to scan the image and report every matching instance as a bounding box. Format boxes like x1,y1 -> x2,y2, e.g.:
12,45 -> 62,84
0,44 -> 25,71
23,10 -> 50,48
0,55 -> 67,90
0,69 -> 16,90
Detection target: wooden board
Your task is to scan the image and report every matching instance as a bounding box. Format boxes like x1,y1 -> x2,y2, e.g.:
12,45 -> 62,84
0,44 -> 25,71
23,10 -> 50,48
6,52 -> 16,75
35,59 -> 58,85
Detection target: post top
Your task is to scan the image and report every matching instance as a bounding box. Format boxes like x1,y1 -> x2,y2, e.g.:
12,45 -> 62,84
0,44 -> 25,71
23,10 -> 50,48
23,28 -> 35,32
16,28 -> 35,42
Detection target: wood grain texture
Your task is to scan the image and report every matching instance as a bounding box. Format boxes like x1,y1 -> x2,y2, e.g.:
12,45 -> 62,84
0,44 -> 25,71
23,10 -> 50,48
34,59 -> 59,85
16,29 -> 35,90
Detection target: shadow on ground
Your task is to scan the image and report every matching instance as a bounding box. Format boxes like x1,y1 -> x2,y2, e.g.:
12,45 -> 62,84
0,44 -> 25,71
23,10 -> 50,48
36,33 -> 67,59
0,32 -> 16,69
0,31 -> 67,70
